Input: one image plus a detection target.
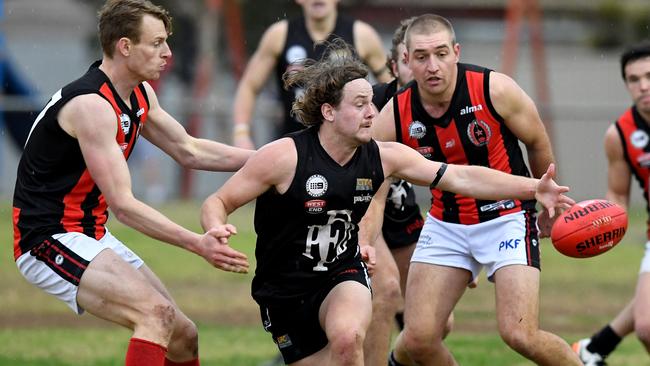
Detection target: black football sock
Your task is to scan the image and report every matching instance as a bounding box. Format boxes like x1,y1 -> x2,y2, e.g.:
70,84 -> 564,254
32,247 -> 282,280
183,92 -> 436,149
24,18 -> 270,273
587,324 -> 622,357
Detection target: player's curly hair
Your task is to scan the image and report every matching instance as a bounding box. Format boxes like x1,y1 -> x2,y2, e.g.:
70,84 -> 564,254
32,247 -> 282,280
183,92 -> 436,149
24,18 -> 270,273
98,0 -> 172,58
282,39 -> 368,127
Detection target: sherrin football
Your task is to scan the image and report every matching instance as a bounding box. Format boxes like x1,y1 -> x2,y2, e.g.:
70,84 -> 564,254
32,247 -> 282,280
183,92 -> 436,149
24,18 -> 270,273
550,199 -> 627,258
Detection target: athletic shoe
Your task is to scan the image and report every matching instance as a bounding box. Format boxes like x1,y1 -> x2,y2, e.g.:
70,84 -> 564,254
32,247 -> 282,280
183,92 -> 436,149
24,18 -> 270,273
572,338 -> 607,366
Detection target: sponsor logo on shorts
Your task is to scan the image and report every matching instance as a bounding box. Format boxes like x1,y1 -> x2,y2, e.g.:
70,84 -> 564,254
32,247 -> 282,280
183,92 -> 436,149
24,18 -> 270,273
353,194 -> 372,204
55,254 -> 64,265
276,334 -> 293,349
356,178 -> 373,191
499,238 -> 521,251
306,174 -> 328,197
305,199 -> 326,214
418,234 -> 433,247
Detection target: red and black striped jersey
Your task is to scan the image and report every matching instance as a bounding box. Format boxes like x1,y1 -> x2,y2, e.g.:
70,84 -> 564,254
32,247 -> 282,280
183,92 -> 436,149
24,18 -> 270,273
614,107 -> 650,239
12,61 -> 149,260
393,63 -> 535,224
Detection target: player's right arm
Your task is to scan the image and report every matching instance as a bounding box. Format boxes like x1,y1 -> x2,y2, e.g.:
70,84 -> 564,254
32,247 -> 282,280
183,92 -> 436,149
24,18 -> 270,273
604,124 -> 631,209
201,138 -> 297,238
58,95 -> 248,272
232,20 -> 288,149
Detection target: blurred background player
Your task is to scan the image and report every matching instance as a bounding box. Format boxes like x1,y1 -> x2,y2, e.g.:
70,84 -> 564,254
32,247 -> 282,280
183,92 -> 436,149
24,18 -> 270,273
230,0 -> 391,150
572,40 -> 650,366
368,14 -> 582,365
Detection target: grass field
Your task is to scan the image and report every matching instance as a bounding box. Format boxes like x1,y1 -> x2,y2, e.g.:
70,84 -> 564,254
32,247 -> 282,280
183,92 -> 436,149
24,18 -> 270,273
1,200 -> 648,365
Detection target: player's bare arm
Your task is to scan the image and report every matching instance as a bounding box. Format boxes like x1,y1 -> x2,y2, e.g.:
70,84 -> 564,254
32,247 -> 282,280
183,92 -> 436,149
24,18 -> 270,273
201,137 -> 298,233
232,20 -> 288,148
59,94 -> 248,271
354,20 -> 392,83
378,141 -> 574,214
141,82 -> 254,171
604,124 -> 632,208
489,71 -> 554,178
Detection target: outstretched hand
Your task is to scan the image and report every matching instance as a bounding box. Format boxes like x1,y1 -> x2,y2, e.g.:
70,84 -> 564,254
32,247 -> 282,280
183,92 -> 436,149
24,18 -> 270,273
535,163 -> 575,218
198,225 -> 249,273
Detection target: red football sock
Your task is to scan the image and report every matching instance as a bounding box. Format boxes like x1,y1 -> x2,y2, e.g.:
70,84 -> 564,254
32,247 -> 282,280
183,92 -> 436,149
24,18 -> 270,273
125,338 -> 167,366
164,358 -> 200,366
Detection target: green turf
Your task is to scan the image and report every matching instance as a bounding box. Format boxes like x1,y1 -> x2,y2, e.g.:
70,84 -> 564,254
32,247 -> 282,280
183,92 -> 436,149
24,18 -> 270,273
1,200 -> 648,365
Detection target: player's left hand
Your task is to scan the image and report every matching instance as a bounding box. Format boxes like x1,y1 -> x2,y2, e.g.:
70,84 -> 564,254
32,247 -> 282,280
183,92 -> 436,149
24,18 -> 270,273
535,163 -> 575,218
199,225 -> 250,273
360,244 -> 376,276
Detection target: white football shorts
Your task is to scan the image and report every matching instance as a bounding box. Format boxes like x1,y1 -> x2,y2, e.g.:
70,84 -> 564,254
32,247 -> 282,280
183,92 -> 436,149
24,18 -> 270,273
16,229 -> 144,314
411,211 -> 540,282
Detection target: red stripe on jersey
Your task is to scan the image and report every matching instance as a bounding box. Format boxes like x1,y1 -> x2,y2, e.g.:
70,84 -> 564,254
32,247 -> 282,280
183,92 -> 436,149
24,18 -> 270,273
430,122 -> 479,224
466,70 -> 522,218
61,170 -> 105,233
396,89 -> 418,149
92,195 -> 108,239
13,207 -> 22,260
617,108 -> 650,238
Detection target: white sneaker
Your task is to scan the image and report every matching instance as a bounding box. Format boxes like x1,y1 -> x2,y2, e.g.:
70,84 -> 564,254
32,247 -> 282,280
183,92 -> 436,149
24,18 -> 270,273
572,338 -> 607,366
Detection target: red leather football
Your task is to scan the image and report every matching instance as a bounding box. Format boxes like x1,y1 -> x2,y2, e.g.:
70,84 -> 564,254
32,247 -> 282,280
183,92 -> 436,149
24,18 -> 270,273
551,199 -> 628,258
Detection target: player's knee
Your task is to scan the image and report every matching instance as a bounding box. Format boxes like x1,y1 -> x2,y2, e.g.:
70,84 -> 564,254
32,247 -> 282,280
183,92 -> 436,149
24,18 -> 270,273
500,328 -> 535,356
401,328 -> 439,361
173,316 -> 199,353
329,327 -> 365,361
372,275 -> 401,313
139,298 -> 177,338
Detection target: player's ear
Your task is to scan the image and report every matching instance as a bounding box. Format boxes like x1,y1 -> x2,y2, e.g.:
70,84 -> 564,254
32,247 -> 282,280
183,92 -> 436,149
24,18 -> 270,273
116,37 -> 132,57
321,103 -> 335,123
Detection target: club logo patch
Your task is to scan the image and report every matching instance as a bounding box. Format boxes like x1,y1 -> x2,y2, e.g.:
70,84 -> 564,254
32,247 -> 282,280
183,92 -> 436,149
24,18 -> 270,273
306,174 -> 328,197
467,120 -> 491,147
408,120 -> 426,139
356,178 -> 373,191
631,130 -> 649,149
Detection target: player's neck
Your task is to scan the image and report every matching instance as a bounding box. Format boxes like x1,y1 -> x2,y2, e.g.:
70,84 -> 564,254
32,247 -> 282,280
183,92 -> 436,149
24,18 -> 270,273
305,11 -> 337,42
99,59 -> 139,104
418,83 -> 456,119
317,126 -> 358,167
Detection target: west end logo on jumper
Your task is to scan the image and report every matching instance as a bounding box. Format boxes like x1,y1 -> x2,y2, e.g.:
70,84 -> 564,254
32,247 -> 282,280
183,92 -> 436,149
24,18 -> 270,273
306,174 -> 328,197
631,130 -> 649,149
408,120 -> 426,139
119,113 -> 131,135
467,119 -> 491,147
